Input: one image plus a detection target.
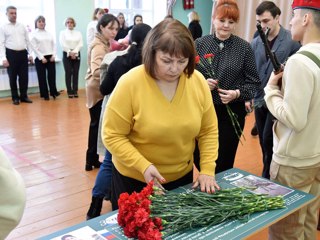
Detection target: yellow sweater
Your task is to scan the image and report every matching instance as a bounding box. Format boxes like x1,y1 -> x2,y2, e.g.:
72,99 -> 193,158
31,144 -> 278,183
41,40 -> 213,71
102,65 -> 218,182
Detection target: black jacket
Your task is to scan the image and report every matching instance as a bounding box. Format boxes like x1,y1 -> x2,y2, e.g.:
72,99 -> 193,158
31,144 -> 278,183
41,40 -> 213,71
188,21 -> 202,41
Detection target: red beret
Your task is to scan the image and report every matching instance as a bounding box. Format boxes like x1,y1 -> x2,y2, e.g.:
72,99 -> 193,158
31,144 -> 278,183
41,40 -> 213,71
292,0 -> 320,10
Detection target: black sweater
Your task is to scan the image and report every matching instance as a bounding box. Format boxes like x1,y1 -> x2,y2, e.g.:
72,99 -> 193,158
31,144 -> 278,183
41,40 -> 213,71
100,49 -> 142,96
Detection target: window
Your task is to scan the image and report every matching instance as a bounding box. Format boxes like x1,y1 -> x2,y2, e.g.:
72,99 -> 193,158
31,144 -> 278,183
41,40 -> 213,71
0,0 -> 56,37
95,0 -> 166,27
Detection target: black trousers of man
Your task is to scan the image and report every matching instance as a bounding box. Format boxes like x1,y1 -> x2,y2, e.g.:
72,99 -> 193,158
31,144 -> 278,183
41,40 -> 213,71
6,48 -> 29,101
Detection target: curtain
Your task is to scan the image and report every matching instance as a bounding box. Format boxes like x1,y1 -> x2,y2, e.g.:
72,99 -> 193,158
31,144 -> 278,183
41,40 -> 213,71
211,0 -> 293,41
167,0 -> 177,16
210,0 -> 217,34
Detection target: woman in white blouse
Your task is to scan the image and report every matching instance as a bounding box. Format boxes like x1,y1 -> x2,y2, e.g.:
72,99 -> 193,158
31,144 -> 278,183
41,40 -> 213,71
30,15 -> 59,100
86,8 -> 106,47
59,17 -> 83,98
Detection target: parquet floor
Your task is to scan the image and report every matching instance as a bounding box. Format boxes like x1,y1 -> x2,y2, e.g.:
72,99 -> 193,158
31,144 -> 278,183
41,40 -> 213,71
0,90 -> 318,239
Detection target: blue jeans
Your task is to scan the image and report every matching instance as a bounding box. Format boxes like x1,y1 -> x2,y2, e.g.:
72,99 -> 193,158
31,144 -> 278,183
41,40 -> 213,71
92,150 -> 113,198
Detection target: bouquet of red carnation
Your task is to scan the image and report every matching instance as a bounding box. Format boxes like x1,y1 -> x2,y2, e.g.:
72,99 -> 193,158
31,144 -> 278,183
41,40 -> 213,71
117,181 -> 163,240
118,182 -> 285,239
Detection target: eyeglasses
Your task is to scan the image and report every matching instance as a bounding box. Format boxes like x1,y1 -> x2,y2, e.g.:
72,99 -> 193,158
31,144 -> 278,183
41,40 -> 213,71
66,21 -> 74,24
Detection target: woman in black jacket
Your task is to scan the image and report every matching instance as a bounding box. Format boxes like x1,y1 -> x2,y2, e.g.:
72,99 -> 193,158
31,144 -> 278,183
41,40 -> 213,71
188,11 -> 202,41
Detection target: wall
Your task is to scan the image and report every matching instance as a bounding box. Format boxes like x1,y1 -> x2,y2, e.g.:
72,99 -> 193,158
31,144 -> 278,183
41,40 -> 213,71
172,0 -> 213,36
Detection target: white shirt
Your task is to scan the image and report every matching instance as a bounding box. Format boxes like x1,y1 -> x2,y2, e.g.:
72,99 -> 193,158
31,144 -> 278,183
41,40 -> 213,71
87,20 -> 98,46
0,21 -> 37,61
30,29 -> 56,60
59,28 -> 83,56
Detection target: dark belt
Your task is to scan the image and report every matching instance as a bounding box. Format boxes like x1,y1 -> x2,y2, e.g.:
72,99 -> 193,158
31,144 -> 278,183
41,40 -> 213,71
6,48 -> 27,53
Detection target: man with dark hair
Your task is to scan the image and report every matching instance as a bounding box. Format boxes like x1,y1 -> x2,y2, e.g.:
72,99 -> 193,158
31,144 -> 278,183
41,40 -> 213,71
264,0 -> 320,239
0,6 -> 37,105
251,1 -> 300,179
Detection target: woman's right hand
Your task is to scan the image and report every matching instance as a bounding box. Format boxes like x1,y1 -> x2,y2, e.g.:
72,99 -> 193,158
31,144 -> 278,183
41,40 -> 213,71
143,164 -> 166,190
207,78 -> 219,91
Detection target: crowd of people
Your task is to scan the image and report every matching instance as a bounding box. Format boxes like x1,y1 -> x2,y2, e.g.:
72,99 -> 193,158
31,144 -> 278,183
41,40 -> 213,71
1,0 -> 319,239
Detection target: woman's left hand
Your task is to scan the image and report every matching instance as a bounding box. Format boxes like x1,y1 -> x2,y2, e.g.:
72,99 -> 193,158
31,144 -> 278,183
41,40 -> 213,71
218,88 -> 237,104
192,174 -> 220,193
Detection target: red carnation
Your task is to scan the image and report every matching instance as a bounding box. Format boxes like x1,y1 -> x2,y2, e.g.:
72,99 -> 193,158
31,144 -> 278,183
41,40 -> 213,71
195,55 -> 200,64
204,53 -> 214,59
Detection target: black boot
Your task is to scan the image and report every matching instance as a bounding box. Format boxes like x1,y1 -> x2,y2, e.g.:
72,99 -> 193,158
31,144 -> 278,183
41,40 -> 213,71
85,151 -> 102,171
85,160 -> 101,171
251,123 -> 258,136
86,197 -> 103,220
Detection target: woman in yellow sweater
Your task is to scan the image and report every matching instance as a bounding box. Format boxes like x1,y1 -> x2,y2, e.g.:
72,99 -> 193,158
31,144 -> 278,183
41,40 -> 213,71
102,19 -> 219,210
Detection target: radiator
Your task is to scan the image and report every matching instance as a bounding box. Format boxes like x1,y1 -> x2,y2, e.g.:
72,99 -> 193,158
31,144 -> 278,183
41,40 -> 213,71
0,65 -> 39,91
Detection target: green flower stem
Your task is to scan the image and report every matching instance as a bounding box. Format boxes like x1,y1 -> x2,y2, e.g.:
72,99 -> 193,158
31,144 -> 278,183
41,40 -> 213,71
226,104 -> 246,145
150,187 -> 285,237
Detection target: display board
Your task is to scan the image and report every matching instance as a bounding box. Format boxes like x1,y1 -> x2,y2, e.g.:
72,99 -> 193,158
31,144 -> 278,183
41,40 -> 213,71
38,168 -> 315,240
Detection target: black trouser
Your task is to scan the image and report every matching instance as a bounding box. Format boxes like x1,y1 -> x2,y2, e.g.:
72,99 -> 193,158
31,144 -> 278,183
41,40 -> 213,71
194,102 -> 247,174
35,55 -> 57,98
86,100 -> 103,165
254,105 -> 275,179
5,48 -> 29,101
214,102 -> 246,174
111,165 -> 193,210
62,51 -> 80,95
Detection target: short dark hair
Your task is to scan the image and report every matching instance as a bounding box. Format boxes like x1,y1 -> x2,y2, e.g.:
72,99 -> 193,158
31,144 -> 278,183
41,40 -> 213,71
256,1 -> 281,18
34,15 -> 45,29
96,14 -> 119,34
142,19 -> 195,78
301,8 -> 320,29
6,6 -> 16,12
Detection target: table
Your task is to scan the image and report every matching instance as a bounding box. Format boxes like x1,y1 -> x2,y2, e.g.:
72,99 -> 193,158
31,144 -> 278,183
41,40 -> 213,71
37,168 -> 315,240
